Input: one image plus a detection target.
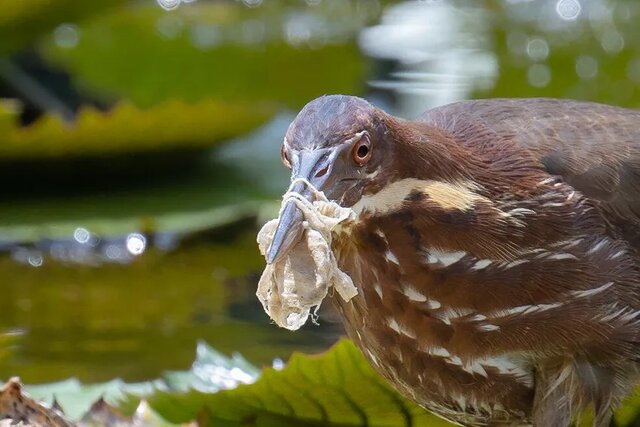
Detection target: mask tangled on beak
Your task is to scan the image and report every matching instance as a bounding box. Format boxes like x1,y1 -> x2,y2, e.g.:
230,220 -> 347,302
256,178 -> 358,331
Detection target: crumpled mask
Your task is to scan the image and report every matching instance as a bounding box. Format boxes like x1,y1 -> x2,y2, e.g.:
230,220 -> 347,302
256,179 -> 358,331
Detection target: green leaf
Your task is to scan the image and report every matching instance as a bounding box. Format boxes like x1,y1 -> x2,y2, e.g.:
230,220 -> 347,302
139,339 -> 452,427
1,99 -> 274,159
41,3 -> 366,109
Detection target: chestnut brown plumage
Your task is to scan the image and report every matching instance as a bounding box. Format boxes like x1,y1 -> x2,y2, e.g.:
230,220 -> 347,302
267,95 -> 640,426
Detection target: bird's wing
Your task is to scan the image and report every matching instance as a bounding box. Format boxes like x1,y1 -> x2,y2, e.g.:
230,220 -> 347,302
419,98 -> 640,247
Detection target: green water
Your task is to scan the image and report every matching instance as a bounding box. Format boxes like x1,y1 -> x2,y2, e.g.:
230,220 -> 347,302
1,0 -> 640,384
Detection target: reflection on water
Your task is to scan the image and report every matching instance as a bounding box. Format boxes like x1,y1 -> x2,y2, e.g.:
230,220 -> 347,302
360,0 -> 497,116
0,230 -> 340,383
1,0 -> 640,385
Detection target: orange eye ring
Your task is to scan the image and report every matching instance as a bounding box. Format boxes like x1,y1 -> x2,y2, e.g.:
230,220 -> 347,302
281,145 -> 291,169
352,134 -> 372,166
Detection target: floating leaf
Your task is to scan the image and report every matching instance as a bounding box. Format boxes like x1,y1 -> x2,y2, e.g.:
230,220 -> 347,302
1,99 -> 274,159
41,3 -> 366,109
0,97 -> 277,245
137,339 -> 451,427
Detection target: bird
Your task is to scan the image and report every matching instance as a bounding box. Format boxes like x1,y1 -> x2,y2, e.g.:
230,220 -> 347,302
266,94 -> 640,427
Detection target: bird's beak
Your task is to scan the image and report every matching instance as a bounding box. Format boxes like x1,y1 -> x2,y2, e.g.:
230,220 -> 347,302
266,149 -> 333,264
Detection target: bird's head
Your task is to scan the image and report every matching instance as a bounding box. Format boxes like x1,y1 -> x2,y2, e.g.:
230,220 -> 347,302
266,95 -> 393,264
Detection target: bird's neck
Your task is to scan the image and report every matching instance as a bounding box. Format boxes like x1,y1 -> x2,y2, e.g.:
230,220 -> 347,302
383,116 -> 545,198
385,116 -> 476,183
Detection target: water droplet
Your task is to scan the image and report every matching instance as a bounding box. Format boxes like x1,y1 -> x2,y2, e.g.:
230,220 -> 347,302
241,19 -> 266,45
526,38 -> 549,61
105,245 -> 123,260
126,233 -> 147,256
157,0 -> 181,10
73,227 -> 91,244
575,55 -> 598,80
272,358 -> 285,370
626,57 -> 640,83
284,15 -> 312,47
600,28 -> 624,54
28,254 -> 43,268
190,24 -> 220,50
528,63 -> 551,88
53,24 -> 79,49
242,0 -> 263,7
614,3 -> 631,22
556,0 -> 581,21
156,15 -> 184,39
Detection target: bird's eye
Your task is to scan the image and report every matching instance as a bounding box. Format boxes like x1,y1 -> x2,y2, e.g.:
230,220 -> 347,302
351,135 -> 372,165
281,145 -> 291,169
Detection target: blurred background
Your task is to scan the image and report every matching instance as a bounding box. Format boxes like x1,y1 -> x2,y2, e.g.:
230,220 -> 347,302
0,0 -> 638,385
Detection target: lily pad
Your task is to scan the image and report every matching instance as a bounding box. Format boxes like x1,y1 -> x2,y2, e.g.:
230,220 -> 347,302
0,99 -> 274,159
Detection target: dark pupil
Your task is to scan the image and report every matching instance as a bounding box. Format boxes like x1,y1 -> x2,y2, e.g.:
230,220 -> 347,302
357,145 -> 369,158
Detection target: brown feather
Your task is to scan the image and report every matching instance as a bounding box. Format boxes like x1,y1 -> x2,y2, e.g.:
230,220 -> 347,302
420,98 -> 640,250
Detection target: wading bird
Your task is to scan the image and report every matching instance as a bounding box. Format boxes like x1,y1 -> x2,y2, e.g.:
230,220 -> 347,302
266,95 -> 640,426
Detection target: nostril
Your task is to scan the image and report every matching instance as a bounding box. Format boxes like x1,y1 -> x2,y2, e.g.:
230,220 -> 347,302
315,166 -> 328,178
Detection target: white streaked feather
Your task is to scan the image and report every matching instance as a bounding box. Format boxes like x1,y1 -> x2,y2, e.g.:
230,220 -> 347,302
508,208 -> 536,215
571,282 -> 614,298
435,308 -> 473,325
385,249 -> 399,265
447,355 -> 463,366
386,317 -> 417,339
401,284 -> 427,302
424,249 -> 467,267
426,298 -> 442,310
503,259 -> 528,269
587,239 -> 608,255
609,250 -> 625,260
489,302 -> 563,318
462,361 -> 489,378
547,252 -> 578,261
477,323 -> 500,331
374,284 -> 383,299
471,259 -> 492,270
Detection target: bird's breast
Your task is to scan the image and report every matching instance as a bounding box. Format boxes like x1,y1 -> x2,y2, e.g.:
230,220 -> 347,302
329,205 -> 640,425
